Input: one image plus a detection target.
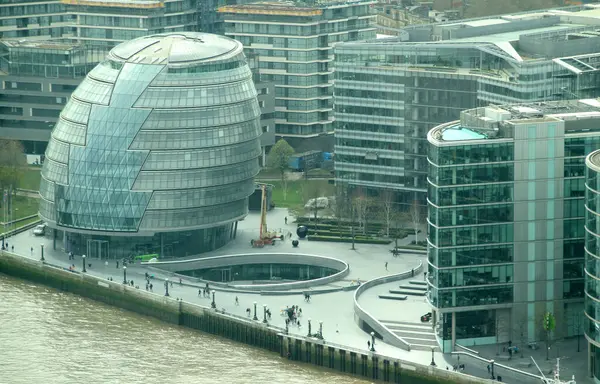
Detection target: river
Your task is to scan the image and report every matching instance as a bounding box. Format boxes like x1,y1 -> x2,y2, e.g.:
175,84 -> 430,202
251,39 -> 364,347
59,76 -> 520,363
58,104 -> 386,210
0,274 -> 370,384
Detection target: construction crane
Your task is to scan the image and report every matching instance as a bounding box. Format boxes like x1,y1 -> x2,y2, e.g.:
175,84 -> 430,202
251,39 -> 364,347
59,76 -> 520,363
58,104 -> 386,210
251,184 -> 282,248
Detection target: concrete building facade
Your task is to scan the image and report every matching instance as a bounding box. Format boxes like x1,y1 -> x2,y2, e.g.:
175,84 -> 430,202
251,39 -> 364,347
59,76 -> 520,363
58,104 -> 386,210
334,4 -> 600,205
39,33 -> 263,259
427,99 -> 600,352
219,0 -> 376,143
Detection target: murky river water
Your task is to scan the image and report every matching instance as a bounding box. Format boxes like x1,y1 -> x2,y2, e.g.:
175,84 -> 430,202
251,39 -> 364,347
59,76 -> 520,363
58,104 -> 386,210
0,274 -> 370,384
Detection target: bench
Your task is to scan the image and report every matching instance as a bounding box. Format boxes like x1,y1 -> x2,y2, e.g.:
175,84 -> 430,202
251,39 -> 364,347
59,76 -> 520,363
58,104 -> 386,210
378,295 -> 408,301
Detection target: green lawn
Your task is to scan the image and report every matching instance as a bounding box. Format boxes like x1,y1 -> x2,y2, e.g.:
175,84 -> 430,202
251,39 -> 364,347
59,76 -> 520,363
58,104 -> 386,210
257,179 -> 331,209
11,195 -> 39,219
19,168 -> 41,191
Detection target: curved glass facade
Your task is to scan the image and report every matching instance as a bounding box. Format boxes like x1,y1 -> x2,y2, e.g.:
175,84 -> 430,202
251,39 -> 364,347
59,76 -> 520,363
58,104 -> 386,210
585,151 -> 600,377
39,32 -> 262,259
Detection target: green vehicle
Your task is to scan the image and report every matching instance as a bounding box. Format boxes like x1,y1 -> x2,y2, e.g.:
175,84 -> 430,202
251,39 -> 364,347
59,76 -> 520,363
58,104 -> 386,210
134,254 -> 159,262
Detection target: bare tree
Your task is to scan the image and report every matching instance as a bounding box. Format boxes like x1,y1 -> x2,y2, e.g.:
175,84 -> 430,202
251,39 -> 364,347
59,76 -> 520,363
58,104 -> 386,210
380,189 -> 395,237
352,188 -> 374,235
513,314 -> 529,358
302,179 -> 332,225
494,311 -> 510,356
410,199 -> 422,243
0,139 -> 26,195
332,181 -> 348,235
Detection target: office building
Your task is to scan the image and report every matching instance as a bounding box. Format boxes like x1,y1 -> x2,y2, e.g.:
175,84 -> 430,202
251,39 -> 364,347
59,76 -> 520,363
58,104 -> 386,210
0,40 -> 108,153
334,4 -> 600,205
39,33 -> 262,259
427,99 -> 600,351
62,0 -> 209,46
0,0 -> 276,156
0,0 -> 73,40
585,149 -> 600,381
219,0 -> 376,144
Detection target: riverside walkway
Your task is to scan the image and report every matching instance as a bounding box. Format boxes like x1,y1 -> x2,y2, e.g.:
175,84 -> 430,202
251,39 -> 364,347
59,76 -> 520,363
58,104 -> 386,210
3,208 -> 589,383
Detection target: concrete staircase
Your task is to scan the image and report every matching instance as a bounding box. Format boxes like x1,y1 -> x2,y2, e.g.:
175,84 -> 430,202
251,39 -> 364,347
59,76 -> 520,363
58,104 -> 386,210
380,319 -> 439,352
388,283 -> 427,297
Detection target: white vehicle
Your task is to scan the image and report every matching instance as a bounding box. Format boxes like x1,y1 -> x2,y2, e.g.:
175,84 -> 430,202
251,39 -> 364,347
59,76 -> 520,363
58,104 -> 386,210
33,224 -> 47,236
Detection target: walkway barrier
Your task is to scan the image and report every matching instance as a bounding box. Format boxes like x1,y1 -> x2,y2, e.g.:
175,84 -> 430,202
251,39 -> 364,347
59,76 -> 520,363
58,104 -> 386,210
353,261 -> 424,352
450,351 -> 543,383
0,250 -> 500,384
0,218 -> 41,240
143,253 -> 350,292
455,343 -> 480,355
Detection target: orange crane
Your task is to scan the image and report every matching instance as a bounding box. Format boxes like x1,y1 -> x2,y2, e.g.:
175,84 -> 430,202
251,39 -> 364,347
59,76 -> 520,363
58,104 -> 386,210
251,184 -> 282,248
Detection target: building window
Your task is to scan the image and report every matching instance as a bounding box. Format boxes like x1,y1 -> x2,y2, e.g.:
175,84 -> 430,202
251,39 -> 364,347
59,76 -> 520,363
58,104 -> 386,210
259,100 -> 265,108
262,125 -> 269,133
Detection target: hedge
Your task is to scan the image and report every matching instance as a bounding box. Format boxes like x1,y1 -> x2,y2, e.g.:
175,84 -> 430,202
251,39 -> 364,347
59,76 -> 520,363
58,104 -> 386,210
302,223 -> 407,237
307,235 -> 392,245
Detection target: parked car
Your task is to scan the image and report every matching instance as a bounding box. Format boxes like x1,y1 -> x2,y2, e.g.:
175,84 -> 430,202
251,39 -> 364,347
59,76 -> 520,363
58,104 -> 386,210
33,224 -> 47,236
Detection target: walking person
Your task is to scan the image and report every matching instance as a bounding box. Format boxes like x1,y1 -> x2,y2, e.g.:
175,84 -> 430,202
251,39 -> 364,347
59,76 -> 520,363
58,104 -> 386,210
284,217 -> 288,225
30,247 -> 33,257
116,260 -> 119,269
385,261 -> 388,271
198,288 -> 202,297
235,296 -> 239,306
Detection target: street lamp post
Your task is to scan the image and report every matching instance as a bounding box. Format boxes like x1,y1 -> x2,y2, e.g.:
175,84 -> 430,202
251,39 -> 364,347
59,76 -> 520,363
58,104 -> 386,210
82,254 -> 86,272
307,319 -> 312,337
490,359 -> 495,379
123,265 -> 127,284
430,347 -> 436,366
370,332 -> 375,352
253,301 -> 258,320
263,304 -> 268,323
40,244 -> 44,262
211,290 -> 216,309
165,278 -> 170,296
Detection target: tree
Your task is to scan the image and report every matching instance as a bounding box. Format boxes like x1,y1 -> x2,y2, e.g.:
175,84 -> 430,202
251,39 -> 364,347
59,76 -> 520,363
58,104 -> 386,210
352,187 -> 374,235
0,139 -> 26,200
514,314 -> 529,358
266,139 -> 294,201
543,312 -> 556,360
410,199 -> 422,243
301,180 -> 332,225
379,189 -> 395,237
332,181 -> 348,235
494,310 -> 510,357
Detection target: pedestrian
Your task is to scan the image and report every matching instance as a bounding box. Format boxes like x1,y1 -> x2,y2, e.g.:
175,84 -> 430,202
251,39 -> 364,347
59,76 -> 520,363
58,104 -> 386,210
487,364 -> 491,374
235,296 -> 239,306
116,260 -> 119,269
411,268 -> 414,277
146,283 -> 149,291
179,278 -> 182,285
198,288 -> 201,297
284,216 -> 288,225
30,246 -> 33,256
150,283 -> 153,291
385,261 -> 388,271
11,245 -> 14,252
367,340 -> 371,349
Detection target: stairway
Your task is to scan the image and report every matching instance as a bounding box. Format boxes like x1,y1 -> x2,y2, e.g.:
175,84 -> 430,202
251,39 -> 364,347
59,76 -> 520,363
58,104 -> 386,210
380,319 -> 439,351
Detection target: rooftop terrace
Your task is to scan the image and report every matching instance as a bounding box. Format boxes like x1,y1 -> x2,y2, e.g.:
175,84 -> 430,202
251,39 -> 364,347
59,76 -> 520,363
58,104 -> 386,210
429,98 -> 600,144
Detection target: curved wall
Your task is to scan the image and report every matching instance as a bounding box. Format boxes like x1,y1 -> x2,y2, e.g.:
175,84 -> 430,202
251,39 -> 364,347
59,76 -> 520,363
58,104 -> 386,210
585,151 -> 600,381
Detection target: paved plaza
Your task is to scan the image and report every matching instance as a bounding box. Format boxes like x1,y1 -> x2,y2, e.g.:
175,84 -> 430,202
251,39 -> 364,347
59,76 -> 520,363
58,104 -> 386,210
3,208 -> 591,383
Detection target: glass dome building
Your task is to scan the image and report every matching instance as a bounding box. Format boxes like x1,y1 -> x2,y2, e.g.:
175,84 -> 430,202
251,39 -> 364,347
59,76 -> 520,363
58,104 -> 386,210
39,32 -> 262,259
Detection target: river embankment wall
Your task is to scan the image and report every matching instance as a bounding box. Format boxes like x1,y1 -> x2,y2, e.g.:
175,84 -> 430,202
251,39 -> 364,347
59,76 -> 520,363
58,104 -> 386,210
0,251 -> 491,384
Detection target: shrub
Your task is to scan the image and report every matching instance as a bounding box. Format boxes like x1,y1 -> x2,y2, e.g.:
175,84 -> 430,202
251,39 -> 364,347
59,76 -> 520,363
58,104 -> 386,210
307,235 -> 392,245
